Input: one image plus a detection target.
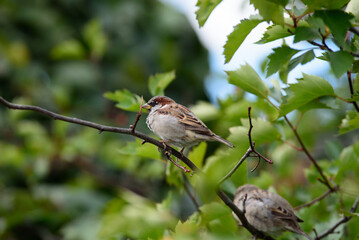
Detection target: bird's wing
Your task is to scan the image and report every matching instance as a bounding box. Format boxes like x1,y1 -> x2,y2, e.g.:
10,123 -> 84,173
168,104 -> 214,136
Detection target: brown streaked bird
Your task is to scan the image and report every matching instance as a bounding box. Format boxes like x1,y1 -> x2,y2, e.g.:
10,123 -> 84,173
233,184 -> 313,240
142,96 -> 233,153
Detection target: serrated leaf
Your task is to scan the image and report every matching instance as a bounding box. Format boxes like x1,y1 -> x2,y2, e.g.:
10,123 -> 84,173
280,74 -> 335,115
224,18 -> 263,63
266,45 -> 300,83
195,0 -> 222,27
257,24 -> 291,44
294,27 -> 321,43
250,0 -> 284,25
314,10 -> 353,46
227,64 -> 269,98
287,50 -> 315,73
104,89 -> 142,112
302,0 -> 350,10
148,70 -> 175,96
325,51 -> 354,78
339,111 -> 359,134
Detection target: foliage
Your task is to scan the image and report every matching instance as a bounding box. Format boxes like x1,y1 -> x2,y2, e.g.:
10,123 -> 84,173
1,0 -> 359,240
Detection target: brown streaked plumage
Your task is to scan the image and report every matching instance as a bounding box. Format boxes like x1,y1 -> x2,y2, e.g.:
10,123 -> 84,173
233,184 -> 312,240
142,96 -> 233,152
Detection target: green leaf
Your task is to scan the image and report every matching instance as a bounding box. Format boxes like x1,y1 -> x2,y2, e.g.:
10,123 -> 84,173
51,39 -> 86,60
335,145 -> 359,182
104,89 -> 142,112
224,18 -> 263,63
227,64 -> 269,98
257,24 -> 291,44
294,27 -> 321,43
266,45 -> 300,83
325,51 -> 354,78
240,118 -> 281,144
280,74 -> 335,115
83,19 -> 108,59
287,50 -> 315,73
148,70 -> 175,96
346,0 -> 359,21
314,10 -> 353,46
250,0 -> 284,25
195,0 -> 222,27
339,111 -> 359,134
302,0 -> 350,10
187,142 -> 207,169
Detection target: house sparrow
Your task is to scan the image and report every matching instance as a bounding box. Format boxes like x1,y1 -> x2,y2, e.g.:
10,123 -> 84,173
142,96 -> 233,153
233,184 -> 312,240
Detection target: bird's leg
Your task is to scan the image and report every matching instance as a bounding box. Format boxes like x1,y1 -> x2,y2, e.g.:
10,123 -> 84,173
158,140 -> 170,152
165,152 -> 190,173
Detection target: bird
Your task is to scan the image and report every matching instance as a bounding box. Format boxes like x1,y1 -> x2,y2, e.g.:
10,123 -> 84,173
233,184 -> 313,240
142,96 -> 233,154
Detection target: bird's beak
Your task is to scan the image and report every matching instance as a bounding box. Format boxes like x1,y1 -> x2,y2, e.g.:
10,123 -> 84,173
142,103 -> 151,110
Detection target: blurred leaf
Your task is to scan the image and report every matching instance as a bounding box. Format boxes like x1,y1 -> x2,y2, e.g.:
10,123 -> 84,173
100,191 -> 176,239
104,89 -> 142,112
240,118 -> 281,144
266,45 -> 300,83
224,18 -> 263,63
227,64 -> 269,98
148,70 -> 175,96
187,142 -> 207,169
335,145 -> 359,182
325,51 -> 354,78
280,74 -> 335,115
250,0 -> 284,25
83,19 -> 108,59
339,111 -> 359,134
314,10 -> 353,46
190,101 -> 220,121
294,27 -> 321,43
51,39 -> 86,60
7,41 -> 30,66
346,0 -> 359,21
195,0 -> 223,27
166,158 -> 184,188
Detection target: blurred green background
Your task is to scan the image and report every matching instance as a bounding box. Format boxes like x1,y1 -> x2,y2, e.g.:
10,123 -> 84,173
0,0 -> 210,239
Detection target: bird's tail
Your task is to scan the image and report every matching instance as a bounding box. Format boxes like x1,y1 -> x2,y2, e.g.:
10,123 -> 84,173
213,135 -> 234,148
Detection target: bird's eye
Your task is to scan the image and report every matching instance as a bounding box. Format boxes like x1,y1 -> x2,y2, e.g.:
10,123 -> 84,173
149,101 -> 157,107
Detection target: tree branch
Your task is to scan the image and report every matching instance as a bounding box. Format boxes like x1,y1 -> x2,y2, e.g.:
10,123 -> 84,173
283,115 -> 335,191
315,197 -> 359,239
294,188 -> 337,210
346,71 -> 359,112
0,96 -> 199,173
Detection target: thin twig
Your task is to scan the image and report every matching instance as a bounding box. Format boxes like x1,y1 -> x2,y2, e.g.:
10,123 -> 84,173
283,115 -> 335,191
130,96 -> 144,132
218,147 -> 252,185
346,71 -> 359,112
315,197 -> 359,239
165,151 -> 190,173
294,188 -> 335,210
182,175 -> 201,213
